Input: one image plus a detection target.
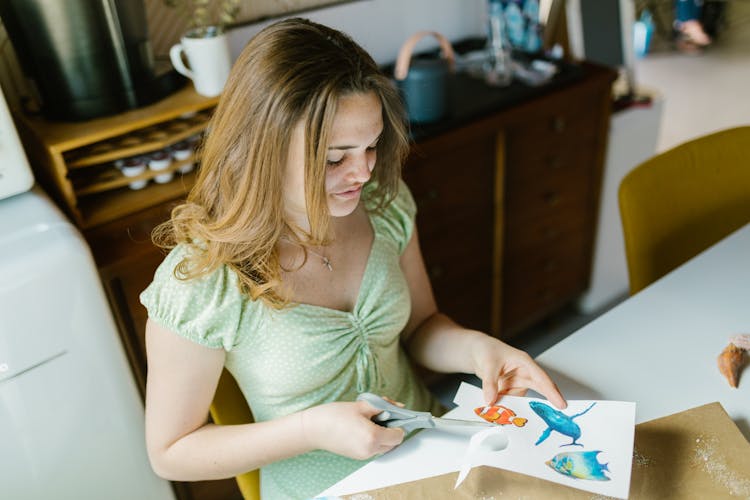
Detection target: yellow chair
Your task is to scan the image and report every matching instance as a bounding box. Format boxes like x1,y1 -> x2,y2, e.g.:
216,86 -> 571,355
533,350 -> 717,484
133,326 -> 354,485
209,369 -> 261,500
618,126 -> 750,295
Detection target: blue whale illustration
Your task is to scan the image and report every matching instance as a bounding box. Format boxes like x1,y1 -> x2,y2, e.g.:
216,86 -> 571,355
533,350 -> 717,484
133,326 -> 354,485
529,401 -> 596,447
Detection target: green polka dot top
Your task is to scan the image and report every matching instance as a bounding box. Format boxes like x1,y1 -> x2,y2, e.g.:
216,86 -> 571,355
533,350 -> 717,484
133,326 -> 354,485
140,180 -> 440,499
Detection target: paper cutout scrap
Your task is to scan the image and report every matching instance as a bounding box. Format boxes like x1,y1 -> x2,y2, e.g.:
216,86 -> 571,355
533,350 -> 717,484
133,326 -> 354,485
454,427 -> 509,489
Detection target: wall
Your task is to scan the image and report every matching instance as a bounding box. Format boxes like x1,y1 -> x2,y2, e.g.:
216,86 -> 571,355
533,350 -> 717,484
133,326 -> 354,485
0,21 -> 28,110
225,0 -> 485,65
0,0 -> 485,110
144,0 -> 359,60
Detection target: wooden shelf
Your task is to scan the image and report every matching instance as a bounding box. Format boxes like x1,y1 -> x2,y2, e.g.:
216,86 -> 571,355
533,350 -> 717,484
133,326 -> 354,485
17,84 -> 218,152
77,170 -> 197,228
74,157 -> 198,196
67,121 -> 206,169
14,85 -> 216,229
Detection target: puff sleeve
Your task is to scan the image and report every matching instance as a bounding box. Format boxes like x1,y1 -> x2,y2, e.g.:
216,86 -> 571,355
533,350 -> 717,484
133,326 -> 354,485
371,179 -> 417,254
139,245 -> 243,351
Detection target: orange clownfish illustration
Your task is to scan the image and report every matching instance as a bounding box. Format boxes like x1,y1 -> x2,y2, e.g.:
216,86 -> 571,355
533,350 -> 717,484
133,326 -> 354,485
474,405 -> 528,427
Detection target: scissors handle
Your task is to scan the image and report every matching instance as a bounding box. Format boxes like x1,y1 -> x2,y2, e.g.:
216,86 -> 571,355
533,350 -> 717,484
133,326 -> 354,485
356,392 -> 435,433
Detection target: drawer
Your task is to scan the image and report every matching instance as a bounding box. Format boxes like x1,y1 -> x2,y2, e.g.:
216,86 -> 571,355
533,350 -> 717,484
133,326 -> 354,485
504,210 -> 588,260
501,250 -> 589,334
505,111 -> 598,158
504,81 -> 601,137
501,273 -> 584,336
432,266 -> 493,332
419,220 -> 493,279
420,227 -> 493,332
416,202 -> 493,244
503,229 -> 589,284
504,168 -> 591,228
405,141 -> 495,219
505,136 -> 597,188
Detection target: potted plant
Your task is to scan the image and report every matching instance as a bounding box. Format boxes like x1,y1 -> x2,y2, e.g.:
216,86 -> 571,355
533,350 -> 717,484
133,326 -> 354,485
162,0 -> 242,31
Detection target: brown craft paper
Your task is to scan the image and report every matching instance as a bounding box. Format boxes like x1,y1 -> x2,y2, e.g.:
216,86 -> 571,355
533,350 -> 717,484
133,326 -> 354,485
343,402 -> 750,499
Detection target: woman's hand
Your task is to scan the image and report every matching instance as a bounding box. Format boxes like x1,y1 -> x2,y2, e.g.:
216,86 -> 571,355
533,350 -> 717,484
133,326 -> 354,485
471,335 -> 567,410
301,401 -> 405,460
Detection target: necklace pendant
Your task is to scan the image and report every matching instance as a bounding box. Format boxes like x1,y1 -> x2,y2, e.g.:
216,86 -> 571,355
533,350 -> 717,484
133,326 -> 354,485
322,257 -> 333,272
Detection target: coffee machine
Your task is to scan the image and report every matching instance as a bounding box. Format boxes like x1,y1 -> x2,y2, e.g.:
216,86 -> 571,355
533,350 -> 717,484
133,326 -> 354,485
0,0 -> 183,121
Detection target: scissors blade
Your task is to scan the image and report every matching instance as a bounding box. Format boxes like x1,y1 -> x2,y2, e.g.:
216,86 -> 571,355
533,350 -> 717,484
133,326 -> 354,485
431,416 -> 497,430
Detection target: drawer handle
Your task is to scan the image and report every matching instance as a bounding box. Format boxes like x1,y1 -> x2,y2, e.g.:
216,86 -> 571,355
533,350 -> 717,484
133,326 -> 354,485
543,192 -> 561,206
537,289 -> 556,302
429,265 -> 444,279
418,189 -> 440,206
547,156 -> 564,169
543,260 -> 559,273
551,116 -> 566,133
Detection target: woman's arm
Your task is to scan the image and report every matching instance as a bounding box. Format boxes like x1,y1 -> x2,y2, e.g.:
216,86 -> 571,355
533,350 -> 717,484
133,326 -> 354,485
144,319 -> 404,481
399,227 -> 567,409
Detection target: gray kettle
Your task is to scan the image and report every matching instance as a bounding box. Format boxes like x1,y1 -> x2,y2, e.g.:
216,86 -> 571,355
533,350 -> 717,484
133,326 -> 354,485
394,31 -> 456,124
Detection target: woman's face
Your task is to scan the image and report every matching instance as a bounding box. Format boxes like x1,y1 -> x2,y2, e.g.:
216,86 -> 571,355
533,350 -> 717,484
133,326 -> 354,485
284,91 -> 384,227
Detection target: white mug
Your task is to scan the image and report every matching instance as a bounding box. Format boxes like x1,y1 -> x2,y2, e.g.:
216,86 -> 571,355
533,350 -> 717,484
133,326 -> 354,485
170,26 -> 231,97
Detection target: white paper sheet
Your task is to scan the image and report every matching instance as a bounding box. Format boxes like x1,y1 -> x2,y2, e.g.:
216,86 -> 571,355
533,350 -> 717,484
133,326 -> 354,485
318,382 -> 635,499
452,382 -> 636,499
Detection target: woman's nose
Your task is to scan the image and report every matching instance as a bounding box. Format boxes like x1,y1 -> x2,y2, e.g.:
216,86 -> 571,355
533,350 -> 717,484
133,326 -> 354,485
347,152 -> 372,182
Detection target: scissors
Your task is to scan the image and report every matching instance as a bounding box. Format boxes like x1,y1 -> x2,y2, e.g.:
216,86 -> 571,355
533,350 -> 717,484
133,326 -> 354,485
357,392 -> 496,433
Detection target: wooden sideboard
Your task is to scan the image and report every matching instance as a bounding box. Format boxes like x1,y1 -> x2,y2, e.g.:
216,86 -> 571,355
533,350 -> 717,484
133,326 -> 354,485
20,61 -> 615,500
404,61 -> 615,338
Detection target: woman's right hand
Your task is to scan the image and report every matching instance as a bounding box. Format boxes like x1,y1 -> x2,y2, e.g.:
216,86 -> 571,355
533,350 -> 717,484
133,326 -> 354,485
301,400 -> 405,460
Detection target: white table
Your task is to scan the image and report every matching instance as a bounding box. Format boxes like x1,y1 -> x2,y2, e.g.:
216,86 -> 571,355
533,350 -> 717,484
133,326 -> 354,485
321,223 -> 750,497
537,222 -> 750,434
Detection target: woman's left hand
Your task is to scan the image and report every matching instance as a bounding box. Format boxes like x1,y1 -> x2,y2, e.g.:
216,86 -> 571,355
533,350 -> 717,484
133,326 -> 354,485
471,336 -> 567,409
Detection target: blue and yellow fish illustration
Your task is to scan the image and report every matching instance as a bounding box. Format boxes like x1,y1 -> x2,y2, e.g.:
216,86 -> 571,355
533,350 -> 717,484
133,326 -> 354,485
546,450 -> 611,481
529,401 -> 596,447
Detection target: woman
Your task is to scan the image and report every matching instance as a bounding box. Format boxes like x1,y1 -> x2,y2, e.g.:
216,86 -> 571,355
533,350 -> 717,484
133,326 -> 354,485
141,18 -> 566,499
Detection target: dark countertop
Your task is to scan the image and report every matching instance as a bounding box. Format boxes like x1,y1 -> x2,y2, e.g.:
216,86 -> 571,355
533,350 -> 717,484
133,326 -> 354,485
387,38 -> 593,142
410,62 -> 587,142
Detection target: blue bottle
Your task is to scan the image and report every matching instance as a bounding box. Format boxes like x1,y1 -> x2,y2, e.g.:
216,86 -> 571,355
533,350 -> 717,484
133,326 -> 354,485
504,0 -> 526,49
485,0 -> 513,86
523,0 -> 542,52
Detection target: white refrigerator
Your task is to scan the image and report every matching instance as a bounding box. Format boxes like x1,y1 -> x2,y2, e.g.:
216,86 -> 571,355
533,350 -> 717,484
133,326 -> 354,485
0,80 -> 173,499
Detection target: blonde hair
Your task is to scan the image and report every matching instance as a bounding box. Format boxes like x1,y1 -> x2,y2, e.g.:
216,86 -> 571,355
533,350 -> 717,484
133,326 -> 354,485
154,18 -> 410,308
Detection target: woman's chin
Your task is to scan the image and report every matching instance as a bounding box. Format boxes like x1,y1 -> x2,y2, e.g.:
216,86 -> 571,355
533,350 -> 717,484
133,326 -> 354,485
327,194 -> 361,218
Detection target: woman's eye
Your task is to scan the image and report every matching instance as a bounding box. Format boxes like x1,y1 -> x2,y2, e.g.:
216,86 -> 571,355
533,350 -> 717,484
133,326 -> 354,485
327,157 -> 345,167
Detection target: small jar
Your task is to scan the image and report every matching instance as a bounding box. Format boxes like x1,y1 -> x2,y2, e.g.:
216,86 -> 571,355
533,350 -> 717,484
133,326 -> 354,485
149,150 -> 173,184
171,141 -> 194,173
121,157 -> 148,190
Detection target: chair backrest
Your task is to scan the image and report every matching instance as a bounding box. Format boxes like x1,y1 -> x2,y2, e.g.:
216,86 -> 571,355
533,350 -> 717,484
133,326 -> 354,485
619,126 -> 750,295
209,369 -> 260,500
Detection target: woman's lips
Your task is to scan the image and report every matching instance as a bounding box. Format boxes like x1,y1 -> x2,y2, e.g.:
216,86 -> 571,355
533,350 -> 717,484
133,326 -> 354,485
333,185 -> 362,199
